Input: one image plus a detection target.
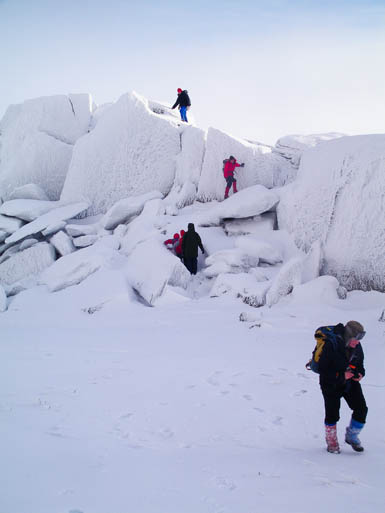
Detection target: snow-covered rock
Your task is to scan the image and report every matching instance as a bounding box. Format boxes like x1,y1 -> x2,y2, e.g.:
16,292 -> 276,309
204,248 -> 259,277
0,214 -> 23,234
274,133 -> 345,168
8,183 -> 49,201
60,92 -> 181,215
277,134 -> 385,291
5,202 -> 89,244
101,190 -> 163,230
265,257 -> 303,307
197,127 -> 292,202
0,231 -> 7,243
301,240 -> 322,283
49,231 -> 75,256
0,199 -> 60,222
210,272 -> 270,307
19,238 -> 39,251
65,222 -> 99,237
224,213 -> 276,236
73,235 -> 98,248
234,237 -> 283,265
197,185 -> 279,226
41,221 -> 67,237
0,284 -> 7,311
0,242 -> 56,285
126,239 -> 190,305
40,241 -> 119,292
290,275 -> 341,306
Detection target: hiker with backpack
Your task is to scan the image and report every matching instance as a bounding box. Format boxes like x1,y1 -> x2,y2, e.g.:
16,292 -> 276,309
306,321 -> 368,454
182,223 -> 204,275
223,156 -> 245,199
171,88 -> 191,123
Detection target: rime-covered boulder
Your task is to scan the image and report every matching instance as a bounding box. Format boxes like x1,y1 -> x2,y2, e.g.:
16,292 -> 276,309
49,231 -> 75,256
197,128 -> 292,202
0,242 -> 56,285
9,183 -> 49,201
60,92 -> 181,215
0,214 -> 24,233
277,134 -> 385,291
0,94 -> 92,200
0,199 -> 60,222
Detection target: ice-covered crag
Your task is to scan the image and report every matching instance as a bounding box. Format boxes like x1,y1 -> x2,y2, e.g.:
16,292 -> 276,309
277,134 -> 385,291
60,92 -> 182,216
197,128 -> 292,202
0,94 -> 93,200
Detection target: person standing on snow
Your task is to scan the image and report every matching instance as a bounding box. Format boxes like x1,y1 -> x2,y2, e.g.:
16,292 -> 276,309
175,229 -> 185,261
171,88 -> 191,123
182,223 -> 204,275
223,156 -> 244,199
164,233 -> 180,253
316,321 -> 368,454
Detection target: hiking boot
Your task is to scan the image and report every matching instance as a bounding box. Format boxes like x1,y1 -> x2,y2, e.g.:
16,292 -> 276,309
345,418 -> 364,452
325,424 -> 340,453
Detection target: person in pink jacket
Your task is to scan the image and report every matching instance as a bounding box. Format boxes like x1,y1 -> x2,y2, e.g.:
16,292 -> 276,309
223,156 -> 244,199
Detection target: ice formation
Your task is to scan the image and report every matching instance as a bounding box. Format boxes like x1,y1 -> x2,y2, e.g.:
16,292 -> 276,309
0,242 -> 56,285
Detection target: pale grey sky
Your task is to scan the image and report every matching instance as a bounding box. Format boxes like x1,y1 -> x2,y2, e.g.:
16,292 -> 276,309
1,0 -> 384,144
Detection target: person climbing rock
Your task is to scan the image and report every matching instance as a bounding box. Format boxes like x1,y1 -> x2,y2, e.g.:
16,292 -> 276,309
223,156 -> 244,199
315,321 -> 368,454
182,223 -> 204,275
171,88 -> 191,123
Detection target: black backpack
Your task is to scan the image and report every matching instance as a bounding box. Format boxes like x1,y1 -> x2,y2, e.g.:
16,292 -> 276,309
306,325 -> 340,373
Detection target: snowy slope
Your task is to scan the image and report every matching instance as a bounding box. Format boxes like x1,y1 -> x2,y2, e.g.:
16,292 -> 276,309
277,134 -> 385,291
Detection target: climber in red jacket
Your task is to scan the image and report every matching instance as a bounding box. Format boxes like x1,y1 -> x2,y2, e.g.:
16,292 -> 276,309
223,156 -> 245,199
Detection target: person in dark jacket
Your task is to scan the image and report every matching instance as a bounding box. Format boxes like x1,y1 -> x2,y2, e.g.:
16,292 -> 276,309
318,321 -> 368,454
171,88 -> 191,122
182,223 -> 204,275
223,156 -> 244,199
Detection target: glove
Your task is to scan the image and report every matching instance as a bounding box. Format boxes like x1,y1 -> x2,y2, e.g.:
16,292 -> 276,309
240,163 -> 245,167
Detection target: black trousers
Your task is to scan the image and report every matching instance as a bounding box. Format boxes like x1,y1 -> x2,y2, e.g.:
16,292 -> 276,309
321,380 -> 368,425
184,257 -> 197,275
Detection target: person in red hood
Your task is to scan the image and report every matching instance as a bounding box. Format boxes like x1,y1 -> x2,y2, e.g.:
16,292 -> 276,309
223,156 -> 244,199
164,233 -> 180,252
175,229 -> 185,260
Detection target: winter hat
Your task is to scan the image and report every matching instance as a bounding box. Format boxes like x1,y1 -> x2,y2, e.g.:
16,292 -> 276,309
173,233 -> 180,239
188,223 -> 195,231
344,321 -> 365,343
177,88 -> 182,93
229,155 -> 235,160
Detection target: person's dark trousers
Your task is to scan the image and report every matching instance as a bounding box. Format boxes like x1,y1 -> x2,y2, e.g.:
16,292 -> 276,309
321,381 -> 368,425
184,257 -> 197,275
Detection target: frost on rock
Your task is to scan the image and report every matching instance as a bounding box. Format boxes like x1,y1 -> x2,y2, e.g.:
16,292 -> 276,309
197,185 -> 279,227
9,183 -> 49,201
0,242 -> 56,285
277,134 -> 385,291
0,94 -> 91,199
19,238 -> 39,251
197,127 -> 292,202
126,238 -> 190,306
0,199 -> 61,222
5,202 -> 89,245
40,241 -> 118,292
204,248 -> 259,277
274,133 -> 345,168
101,190 -> 163,230
0,284 -> 7,311
0,214 -> 24,233
301,240 -> 322,283
234,237 -> 283,265
265,257 -> 303,307
41,220 -> 67,237
224,212 -> 275,236
49,230 -> 75,256
60,92 -> 181,215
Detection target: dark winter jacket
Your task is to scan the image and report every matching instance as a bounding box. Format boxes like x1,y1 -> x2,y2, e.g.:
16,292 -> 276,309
182,223 -> 204,258
172,90 -> 191,109
318,323 -> 365,385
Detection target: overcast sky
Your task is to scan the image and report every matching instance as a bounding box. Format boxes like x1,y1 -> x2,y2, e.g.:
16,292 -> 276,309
1,0 -> 384,144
